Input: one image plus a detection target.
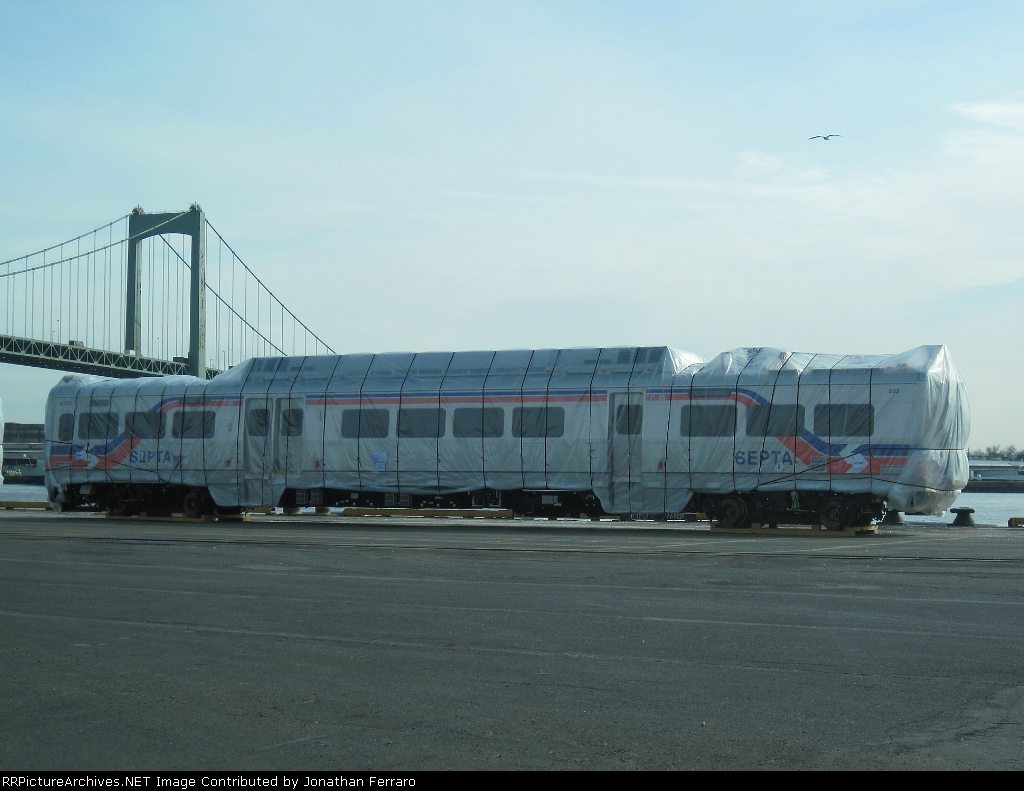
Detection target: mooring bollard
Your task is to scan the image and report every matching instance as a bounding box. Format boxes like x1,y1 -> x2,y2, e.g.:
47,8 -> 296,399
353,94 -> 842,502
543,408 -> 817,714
950,507 -> 975,527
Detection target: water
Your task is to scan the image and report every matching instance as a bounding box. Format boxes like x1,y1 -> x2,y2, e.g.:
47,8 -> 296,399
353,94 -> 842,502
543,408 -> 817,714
904,491 -> 1024,527
2,483 -> 1021,525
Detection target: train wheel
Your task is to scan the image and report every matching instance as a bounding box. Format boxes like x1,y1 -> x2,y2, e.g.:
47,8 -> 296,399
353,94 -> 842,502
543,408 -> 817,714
183,488 -> 210,519
110,487 -> 135,517
819,498 -> 849,530
718,496 -> 749,528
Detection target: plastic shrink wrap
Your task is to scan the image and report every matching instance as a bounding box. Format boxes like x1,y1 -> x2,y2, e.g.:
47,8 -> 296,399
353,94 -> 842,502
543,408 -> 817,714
676,344 -> 969,516
44,344 -> 969,516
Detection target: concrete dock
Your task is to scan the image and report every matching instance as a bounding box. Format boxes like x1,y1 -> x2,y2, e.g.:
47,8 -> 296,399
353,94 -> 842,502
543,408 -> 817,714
1,510 -> 1022,769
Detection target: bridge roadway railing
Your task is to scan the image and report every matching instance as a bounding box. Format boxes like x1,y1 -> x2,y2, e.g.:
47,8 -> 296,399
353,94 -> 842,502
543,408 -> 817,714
0,333 -> 220,380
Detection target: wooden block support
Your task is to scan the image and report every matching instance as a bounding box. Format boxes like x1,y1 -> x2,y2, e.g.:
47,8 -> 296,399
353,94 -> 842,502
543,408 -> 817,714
104,512 -> 221,523
710,522 -> 878,537
340,507 -> 514,519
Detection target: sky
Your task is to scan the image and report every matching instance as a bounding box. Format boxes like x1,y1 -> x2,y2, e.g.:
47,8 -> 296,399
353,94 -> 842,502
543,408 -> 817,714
0,1 -> 1022,447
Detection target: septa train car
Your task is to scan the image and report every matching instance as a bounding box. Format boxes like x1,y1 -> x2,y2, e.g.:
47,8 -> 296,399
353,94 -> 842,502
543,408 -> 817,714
44,344 -> 969,527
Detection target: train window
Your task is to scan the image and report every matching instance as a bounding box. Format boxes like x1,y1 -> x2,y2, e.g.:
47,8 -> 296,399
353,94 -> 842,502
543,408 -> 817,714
280,408 -> 304,437
745,404 -> 804,437
845,405 -> 873,437
453,407 -> 504,438
77,412 -> 120,440
125,411 -> 165,439
397,408 -> 446,439
680,405 -> 736,437
246,408 -> 269,437
814,404 -> 874,437
512,407 -> 565,438
341,408 -> 389,438
614,404 -> 643,435
172,411 -> 216,439
57,414 -> 75,442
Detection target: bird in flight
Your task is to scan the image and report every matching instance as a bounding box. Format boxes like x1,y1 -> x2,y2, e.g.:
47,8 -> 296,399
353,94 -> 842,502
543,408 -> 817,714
808,134 -> 841,140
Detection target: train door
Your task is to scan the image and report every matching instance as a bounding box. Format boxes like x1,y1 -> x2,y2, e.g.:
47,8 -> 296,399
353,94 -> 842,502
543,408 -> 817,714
243,396 -> 273,505
608,391 -> 644,513
274,397 -> 305,476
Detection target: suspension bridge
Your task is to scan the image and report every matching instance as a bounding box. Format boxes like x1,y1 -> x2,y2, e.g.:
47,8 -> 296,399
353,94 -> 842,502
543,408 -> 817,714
0,205 -> 334,380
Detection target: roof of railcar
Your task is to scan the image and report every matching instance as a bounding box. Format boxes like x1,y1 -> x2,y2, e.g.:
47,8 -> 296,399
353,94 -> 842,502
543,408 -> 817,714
46,344 -> 958,398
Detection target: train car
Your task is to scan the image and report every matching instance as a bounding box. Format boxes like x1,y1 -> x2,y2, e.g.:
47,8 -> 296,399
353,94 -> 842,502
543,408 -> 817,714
0,398 -> 5,485
43,344 -> 970,527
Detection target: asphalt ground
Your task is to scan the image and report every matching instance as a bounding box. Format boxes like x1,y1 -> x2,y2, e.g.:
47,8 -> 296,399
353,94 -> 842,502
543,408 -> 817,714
1,511 -> 1022,770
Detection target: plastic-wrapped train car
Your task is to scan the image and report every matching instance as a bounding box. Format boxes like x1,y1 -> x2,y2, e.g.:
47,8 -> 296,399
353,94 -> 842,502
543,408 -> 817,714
43,344 -> 970,527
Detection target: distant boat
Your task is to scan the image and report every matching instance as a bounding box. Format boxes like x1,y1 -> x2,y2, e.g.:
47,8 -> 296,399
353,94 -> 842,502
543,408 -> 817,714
965,460 -> 1024,491
1,422 -> 46,486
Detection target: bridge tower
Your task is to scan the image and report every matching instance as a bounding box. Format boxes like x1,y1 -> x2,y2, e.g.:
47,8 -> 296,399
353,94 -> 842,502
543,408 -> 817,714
125,205 -> 206,378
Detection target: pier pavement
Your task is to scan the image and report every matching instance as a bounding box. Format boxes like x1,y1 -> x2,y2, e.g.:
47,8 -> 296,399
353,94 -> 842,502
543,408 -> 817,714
1,510 -> 1022,770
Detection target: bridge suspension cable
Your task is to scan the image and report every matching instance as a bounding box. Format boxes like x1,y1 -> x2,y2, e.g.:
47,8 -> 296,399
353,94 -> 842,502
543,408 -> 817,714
0,214 -> 130,269
208,220 -> 333,365
1,214 -> 136,356
0,207 -> 334,379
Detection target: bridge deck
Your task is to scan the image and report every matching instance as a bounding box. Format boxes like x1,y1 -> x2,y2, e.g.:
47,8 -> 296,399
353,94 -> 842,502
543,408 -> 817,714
0,333 -> 219,379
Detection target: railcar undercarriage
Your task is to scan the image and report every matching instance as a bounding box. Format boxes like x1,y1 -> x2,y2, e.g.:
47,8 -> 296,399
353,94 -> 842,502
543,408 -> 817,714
281,487 -> 607,518
52,482 -> 888,527
692,490 -> 884,529
52,483 -> 235,518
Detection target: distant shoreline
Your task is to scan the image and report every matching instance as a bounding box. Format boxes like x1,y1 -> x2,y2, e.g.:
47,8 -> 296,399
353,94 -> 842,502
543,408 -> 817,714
963,481 -> 1024,493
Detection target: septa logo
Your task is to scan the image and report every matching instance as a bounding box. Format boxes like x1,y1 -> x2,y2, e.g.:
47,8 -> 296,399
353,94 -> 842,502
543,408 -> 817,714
129,450 -> 174,464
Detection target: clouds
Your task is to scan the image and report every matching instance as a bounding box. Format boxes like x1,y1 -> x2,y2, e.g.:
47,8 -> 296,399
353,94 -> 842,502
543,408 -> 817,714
505,95 -> 1022,310
951,96 -> 1024,131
